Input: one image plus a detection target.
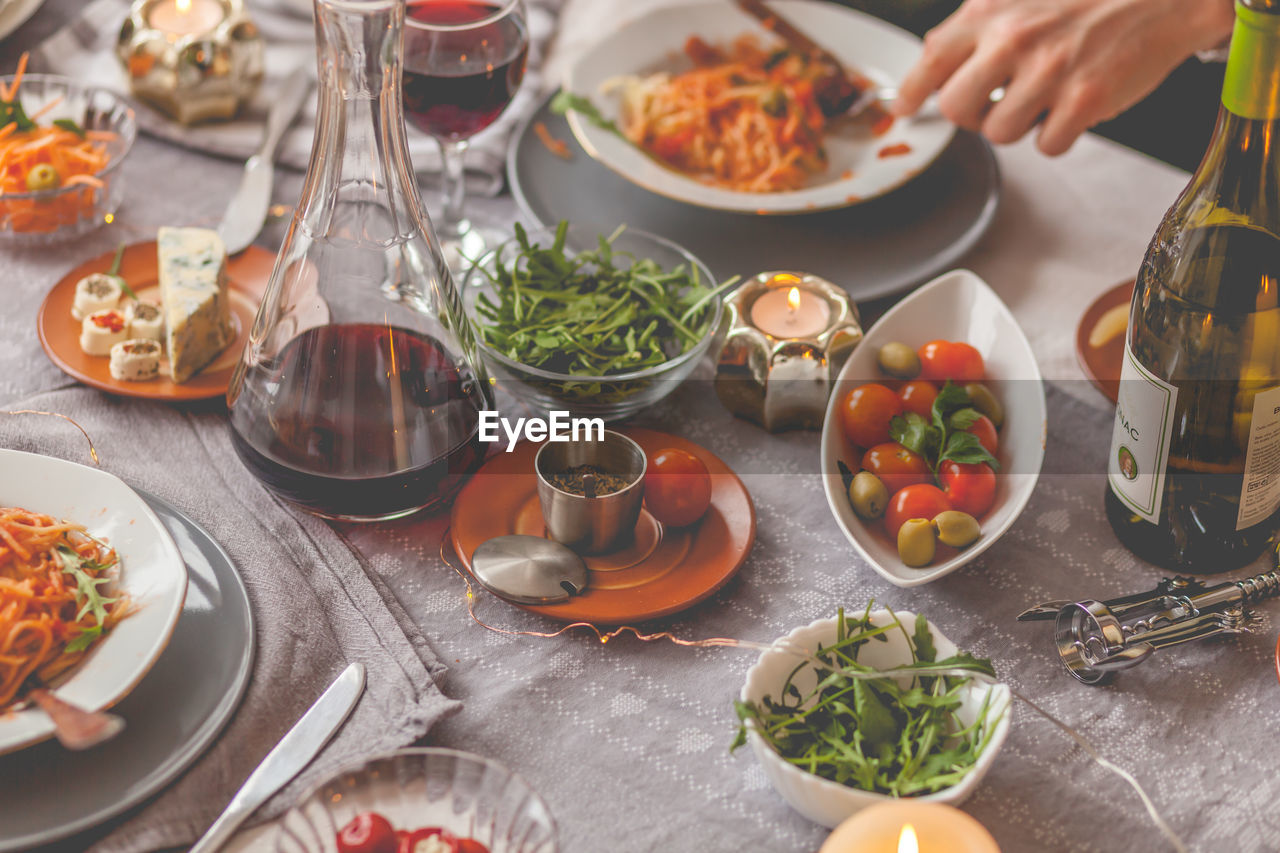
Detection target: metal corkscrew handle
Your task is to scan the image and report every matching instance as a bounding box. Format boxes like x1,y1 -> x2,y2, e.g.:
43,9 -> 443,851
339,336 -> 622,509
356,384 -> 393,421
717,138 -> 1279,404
1021,569 -> 1280,685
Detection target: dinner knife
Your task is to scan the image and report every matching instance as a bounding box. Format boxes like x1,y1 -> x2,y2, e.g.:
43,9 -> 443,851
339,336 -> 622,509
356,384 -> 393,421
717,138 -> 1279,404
216,70 -> 314,256
188,662 -> 366,853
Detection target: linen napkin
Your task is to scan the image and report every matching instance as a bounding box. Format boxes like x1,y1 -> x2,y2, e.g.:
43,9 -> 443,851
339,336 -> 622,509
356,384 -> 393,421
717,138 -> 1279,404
22,0 -> 561,196
0,387 -> 460,853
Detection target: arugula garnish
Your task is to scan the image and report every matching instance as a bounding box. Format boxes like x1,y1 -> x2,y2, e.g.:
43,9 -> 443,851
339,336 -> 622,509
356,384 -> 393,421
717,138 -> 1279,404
889,381 -> 1000,474
55,543 -> 118,651
0,96 -> 35,132
550,91 -> 625,139
732,606 -> 1000,796
53,117 -> 85,137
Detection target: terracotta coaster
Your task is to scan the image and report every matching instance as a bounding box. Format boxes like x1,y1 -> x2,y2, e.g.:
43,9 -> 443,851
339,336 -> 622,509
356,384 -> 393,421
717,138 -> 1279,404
450,427 -> 756,623
1075,279 -> 1134,404
37,241 -> 273,402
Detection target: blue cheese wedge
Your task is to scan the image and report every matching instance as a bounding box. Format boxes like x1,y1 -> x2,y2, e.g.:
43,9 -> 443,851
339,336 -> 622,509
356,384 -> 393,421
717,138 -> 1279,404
157,227 -> 233,384
109,339 -> 162,381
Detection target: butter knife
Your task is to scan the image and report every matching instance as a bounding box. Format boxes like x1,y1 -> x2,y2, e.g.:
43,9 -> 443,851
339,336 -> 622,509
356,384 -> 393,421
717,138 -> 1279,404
189,662 -> 366,853
217,70 -> 314,255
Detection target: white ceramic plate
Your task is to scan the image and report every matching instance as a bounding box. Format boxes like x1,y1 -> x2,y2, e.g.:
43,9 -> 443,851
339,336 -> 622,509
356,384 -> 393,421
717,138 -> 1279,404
741,611 -> 1012,828
0,450 -> 187,755
0,0 -> 45,41
561,0 -> 954,215
820,269 -> 1047,587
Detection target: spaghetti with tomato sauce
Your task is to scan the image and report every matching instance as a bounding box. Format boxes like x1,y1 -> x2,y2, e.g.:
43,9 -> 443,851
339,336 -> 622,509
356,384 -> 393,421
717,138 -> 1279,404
0,507 -> 127,710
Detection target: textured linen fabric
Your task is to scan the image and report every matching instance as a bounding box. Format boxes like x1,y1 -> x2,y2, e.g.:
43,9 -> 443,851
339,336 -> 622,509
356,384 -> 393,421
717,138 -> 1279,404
0,388 -> 462,853
20,0 -> 561,195
6,3 -> 1280,853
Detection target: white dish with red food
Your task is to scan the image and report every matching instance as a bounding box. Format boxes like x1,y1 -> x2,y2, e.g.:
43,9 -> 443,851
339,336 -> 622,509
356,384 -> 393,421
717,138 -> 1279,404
819,269 -> 1046,587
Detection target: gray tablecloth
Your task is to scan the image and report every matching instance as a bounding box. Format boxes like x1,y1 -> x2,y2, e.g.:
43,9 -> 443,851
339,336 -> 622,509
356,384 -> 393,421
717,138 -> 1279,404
5,5 -> 1280,852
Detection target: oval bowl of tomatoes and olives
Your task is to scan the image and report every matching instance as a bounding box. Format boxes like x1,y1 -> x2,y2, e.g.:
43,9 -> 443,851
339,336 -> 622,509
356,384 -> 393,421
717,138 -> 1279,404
820,269 -> 1046,587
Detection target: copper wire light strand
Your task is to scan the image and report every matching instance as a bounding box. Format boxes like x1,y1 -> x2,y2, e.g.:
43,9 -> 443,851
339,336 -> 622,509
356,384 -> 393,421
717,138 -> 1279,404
2,410 -> 100,465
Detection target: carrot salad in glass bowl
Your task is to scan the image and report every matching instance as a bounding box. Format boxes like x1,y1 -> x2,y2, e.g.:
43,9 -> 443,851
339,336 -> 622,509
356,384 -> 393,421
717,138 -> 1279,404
0,56 -> 136,245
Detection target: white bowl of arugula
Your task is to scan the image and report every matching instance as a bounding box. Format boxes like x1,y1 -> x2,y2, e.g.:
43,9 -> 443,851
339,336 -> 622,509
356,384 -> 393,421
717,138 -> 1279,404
462,222 -> 735,421
735,606 -> 1011,828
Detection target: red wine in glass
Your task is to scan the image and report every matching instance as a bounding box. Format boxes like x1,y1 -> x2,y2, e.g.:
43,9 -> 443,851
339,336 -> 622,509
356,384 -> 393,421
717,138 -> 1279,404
403,0 -> 530,141
228,324 -> 488,521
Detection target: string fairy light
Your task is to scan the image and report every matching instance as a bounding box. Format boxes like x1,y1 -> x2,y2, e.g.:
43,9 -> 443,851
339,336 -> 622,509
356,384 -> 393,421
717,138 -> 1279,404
439,532 -> 1189,851
2,409 -> 101,465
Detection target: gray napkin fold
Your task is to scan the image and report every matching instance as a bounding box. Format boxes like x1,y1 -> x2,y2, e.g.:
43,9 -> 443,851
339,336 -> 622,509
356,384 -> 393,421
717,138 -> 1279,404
25,0 -> 561,197
0,386 -> 460,853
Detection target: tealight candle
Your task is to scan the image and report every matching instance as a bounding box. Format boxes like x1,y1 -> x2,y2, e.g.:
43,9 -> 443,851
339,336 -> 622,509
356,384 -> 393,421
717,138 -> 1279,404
819,802 -> 1000,853
749,279 -> 832,338
147,0 -> 224,36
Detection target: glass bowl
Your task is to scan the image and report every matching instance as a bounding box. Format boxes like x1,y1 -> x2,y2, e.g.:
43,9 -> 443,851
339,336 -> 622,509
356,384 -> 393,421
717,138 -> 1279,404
276,748 -> 558,853
462,224 -> 723,421
0,74 -> 136,246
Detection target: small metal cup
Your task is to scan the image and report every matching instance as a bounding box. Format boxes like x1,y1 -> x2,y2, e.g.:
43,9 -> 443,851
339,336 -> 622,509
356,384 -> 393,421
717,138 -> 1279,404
535,431 -> 646,555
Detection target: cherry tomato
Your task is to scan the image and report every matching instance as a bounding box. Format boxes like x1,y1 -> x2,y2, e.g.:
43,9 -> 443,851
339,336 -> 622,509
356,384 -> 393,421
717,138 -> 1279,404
455,841 -> 490,853
398,828 -> 458,853
967,415 -> 999,455
918,341 -> 985,383
338,813 -> 399,853
840,383 -> 903,449
644,448 -> 712,527
884,484 -> 952,539
861,443 -> 931,495
897,380 -> 938,419
939,461 -> 997,518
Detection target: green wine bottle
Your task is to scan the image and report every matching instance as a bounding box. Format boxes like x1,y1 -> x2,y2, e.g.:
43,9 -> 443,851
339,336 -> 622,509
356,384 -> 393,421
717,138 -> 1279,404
1106,0 -> 1280,572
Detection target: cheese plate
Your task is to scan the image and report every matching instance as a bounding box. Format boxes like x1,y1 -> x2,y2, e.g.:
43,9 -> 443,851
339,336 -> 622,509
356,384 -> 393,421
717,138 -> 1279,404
37,240 -> 272,402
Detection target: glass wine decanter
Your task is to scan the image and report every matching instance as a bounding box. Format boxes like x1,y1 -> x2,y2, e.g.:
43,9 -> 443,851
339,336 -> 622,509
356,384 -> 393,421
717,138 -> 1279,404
226,0 -> 492,522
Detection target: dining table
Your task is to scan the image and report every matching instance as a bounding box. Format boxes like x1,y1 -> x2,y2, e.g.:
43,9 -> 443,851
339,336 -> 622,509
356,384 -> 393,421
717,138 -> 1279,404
4,2 -> 1280,852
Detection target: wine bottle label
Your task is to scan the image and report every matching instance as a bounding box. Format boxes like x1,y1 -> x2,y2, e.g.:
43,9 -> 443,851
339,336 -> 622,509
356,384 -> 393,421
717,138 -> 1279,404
1237,384 -> 1280,530
1108,343 -> 1177,523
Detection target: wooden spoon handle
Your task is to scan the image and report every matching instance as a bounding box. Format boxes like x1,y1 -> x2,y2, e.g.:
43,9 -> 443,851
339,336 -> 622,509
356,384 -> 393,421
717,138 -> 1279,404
28,688 -> 125,750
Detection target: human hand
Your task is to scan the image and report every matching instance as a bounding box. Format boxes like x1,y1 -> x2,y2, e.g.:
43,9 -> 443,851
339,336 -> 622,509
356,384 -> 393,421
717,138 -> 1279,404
891,0 -> 1235,155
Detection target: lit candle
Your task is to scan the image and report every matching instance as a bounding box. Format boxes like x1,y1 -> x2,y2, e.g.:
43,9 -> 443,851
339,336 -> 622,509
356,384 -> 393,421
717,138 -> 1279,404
749,280 -> 831,338
819,802 -> 1000,853
147,0 -> 225,36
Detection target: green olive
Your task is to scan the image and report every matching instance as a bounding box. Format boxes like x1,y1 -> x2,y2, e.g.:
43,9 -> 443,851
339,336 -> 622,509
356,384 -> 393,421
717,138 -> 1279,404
25,163 -> 60,192
933,511 -> 982,548
897,518 -> 937,567
877,342 -> 920,379
849,471 -> 889,520
963,382 -> 1004,428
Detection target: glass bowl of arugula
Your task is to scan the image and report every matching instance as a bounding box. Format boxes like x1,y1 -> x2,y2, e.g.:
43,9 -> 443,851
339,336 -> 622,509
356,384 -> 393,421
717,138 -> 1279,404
462,222 -> 733,420
734,606 -> 1011,828
0,71 -> 136,246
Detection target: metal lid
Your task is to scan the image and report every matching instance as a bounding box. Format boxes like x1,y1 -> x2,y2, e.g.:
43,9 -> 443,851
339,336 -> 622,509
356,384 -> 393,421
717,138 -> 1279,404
471,535 -> 590,605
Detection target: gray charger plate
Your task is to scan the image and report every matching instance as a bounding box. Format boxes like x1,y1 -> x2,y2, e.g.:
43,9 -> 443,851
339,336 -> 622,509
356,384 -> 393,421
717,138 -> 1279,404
0,489 -> 255,852
508,94 -> 1001,302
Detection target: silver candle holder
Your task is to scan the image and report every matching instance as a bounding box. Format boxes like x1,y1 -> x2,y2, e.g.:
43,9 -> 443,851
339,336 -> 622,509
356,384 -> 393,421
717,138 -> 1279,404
715,271 -> 863,432
117,0 -> 264,125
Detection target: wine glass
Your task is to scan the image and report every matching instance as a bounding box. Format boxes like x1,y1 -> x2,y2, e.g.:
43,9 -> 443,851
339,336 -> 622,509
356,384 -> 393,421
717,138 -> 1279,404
403,0 -> 530,272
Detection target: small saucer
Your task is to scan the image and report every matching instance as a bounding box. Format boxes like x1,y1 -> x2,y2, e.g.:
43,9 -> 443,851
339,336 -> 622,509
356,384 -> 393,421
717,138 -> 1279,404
450,427 -> 755,623
1076,279 -> 1134,404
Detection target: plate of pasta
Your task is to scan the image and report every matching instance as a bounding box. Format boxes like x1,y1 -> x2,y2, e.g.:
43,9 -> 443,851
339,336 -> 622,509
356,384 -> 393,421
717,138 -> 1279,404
0,449 -> 186,755
559,0 -> 954,214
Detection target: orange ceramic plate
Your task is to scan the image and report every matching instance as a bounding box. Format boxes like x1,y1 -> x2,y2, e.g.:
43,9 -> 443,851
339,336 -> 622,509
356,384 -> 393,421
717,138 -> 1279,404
1075,279 -> 1134,405
450,427 -> 756,624
37,241 -> 273,401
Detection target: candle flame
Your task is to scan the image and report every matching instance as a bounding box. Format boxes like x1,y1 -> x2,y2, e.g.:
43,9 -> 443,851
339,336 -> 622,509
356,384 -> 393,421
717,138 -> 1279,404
897,824 -> 919,853
786,286 -> 801,312
176,0 -> 191,13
